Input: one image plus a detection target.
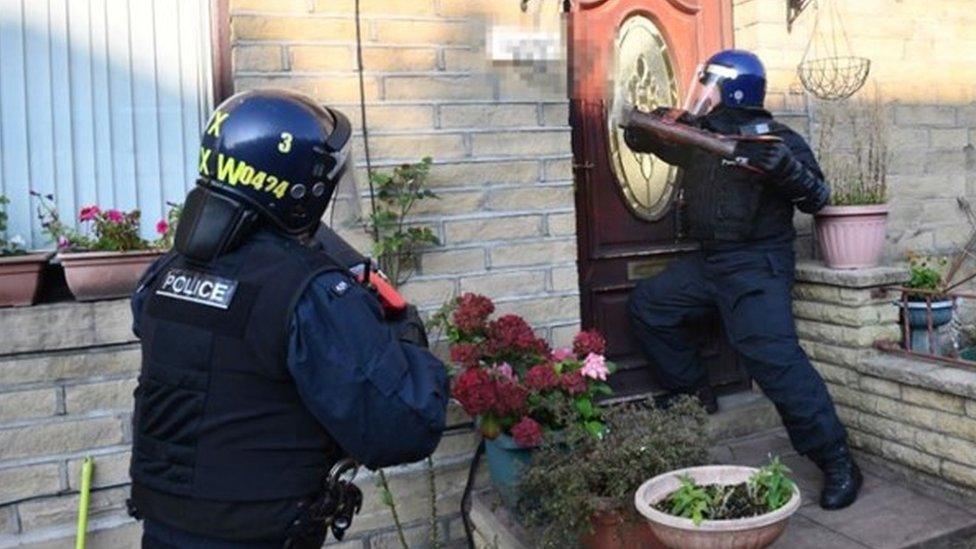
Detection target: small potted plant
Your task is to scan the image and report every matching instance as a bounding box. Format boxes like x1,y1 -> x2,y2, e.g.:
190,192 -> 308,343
634,457 -> 801,549
434,293 -> 615,507
899,252 -> 953,354
0,195 -> 53,307
518,397 -> 708,549
813,91 -> 890,269
34,192 -> 178,301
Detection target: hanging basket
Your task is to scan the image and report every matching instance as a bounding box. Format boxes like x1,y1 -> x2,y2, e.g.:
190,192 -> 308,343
797,56 -> 871,101
795,0 -> 871,101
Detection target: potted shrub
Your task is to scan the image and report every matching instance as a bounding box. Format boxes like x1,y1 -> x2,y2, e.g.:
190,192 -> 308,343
434,293 -> 615,508
0,195 -> 52,307
899,253 -> 954,355
518,397 -> 709,549
34,192 -> 179,301
813,91 -> 890,269
635,457 -> 801,549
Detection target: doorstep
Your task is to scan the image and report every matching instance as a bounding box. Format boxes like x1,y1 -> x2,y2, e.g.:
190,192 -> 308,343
471,428 -> 976,548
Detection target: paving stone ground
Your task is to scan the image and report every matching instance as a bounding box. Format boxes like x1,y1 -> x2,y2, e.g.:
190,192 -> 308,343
715,429 -> 976,549
471,426 -> 976,548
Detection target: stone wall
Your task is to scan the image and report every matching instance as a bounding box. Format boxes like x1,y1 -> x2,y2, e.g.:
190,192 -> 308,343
734,0 -> 976,260
794,262 -> 976,498
0,300 -> 478,548
230,0 -> 581,345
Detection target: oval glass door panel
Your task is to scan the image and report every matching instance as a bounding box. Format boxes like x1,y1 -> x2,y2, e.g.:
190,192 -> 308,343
606,15 -> 680,221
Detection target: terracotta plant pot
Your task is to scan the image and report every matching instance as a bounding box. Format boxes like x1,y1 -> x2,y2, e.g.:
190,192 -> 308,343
581,508 -> 667,549
0,252 -> 53,307
815,204 -> 888,269
634,465 -> 801,549
59,250 -> 165,301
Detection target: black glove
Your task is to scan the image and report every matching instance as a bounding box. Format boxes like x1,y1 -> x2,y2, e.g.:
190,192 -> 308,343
395,305 -> 429,348
733,140 -> 793,177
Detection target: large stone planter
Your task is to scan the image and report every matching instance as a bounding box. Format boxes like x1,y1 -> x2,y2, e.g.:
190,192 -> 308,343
59,250 -> 165,301
815,204 -> 888,269
0,252 -> 52,307
634,465 -> 801,549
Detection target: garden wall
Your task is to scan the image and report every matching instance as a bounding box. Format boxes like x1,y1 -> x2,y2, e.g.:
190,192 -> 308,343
230,0 -> 582,345
0,299 -> 479,548
794,262 -> 976,498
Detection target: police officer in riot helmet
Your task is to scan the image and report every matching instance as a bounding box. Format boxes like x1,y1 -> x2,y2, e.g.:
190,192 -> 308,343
128,89 -> 449,547
624,50 -> 861,510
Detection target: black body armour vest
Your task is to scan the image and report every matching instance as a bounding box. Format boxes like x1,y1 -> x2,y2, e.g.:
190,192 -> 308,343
130,229 -> 343,535
681,112 -> 796,244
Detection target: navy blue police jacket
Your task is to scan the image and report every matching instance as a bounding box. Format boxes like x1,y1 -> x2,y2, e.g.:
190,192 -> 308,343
131,237 -> 449,473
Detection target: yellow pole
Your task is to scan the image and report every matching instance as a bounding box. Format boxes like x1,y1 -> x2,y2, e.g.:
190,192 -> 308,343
75,456 -> 94,549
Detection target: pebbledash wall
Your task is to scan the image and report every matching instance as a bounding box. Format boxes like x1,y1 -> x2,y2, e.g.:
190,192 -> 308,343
4,0 -> 976,547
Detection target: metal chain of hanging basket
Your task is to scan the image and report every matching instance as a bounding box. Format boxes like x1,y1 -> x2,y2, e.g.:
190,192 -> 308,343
796,0 -> 871,100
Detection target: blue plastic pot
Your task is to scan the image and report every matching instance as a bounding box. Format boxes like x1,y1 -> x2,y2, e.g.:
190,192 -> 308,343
484,433 -> 537,509
899,300 -> 954,354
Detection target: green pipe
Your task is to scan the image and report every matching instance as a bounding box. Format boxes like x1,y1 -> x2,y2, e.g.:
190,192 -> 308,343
75,456 -> 94,549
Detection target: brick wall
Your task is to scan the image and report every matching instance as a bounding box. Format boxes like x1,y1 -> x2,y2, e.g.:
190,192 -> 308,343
734,0 -> 976,260
0,300 -> 480,548
793,262 -> 976,498
230,0 -> 581,346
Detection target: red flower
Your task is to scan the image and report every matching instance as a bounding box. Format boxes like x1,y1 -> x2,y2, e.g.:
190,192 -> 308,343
561,371 -> 588,395
79,205 -> 100,222
573,330 -> 607,358
485,315 -> 550,358
525,363 -> 560,391
105,209 -> 124,223
449,342 -> 482,368
452,293 -> 495,334
452,368 -> 496,416
155,219 -> 169,235
511,416 -> 543,447
494,380 -> 527,416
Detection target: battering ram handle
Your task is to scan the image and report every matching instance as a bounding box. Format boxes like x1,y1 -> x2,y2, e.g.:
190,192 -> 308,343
619,107 -> 781,173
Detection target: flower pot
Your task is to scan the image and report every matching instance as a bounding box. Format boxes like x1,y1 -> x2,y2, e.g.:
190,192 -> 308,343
898,299 -> 954,355
634,465 -> 801,549
815,204 -> 888,269
484,433 -> 537,509
581,508 -> 667,549
0,252 -> 52,307
59,250 -> 165,301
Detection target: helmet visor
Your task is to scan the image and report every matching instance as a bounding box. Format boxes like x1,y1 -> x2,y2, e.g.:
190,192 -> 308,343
682,63 -> 737,116
322,140 -> 361,230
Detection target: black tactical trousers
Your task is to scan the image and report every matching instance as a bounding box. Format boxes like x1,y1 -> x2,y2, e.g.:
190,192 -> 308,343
628,246 -> 847,456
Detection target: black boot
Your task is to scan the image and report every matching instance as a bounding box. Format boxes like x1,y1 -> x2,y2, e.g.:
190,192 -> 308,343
813,443 -> 863,510
653,384 -> 719,415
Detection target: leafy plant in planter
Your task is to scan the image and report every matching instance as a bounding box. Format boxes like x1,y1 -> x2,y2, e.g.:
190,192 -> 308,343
813,89 -> 891,269
517,397 -> 708,548
431,292 -> 616,506
33,192 -> 179,301
656,458 -> 796,526
900,252 -> 954,354
0,195 -> 51,307
635,458 -> 802,549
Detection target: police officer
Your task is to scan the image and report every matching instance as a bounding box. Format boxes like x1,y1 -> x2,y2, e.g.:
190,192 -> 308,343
128,90 -> 449,547
624,50 -> 861,510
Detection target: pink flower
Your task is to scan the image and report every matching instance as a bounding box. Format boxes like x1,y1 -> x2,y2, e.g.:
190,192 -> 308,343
155,219 -> 169,235
57,235 -> 70,249
580,353 -> 609,381
493,362 -> 516,382
105,209 -> 124,223
551,347 -> 574,361
79,205 -> 100,222
511,416 -> 543,447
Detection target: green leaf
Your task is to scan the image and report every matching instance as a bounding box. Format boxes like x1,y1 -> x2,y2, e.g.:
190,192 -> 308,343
575,398 -> 594,419
584,420 -> 605,439
380,488 -> 394,507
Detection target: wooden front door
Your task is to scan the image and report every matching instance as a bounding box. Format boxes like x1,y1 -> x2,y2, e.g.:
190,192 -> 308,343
569,0 -> 749,397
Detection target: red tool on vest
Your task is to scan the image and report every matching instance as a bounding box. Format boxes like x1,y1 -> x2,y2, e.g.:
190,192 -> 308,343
314,224 -> 408,317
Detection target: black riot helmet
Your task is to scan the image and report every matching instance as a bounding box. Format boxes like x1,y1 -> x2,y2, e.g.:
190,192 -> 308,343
196,89 -> 353,236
